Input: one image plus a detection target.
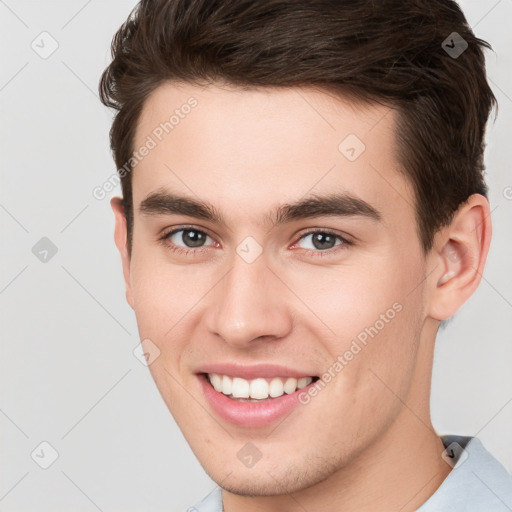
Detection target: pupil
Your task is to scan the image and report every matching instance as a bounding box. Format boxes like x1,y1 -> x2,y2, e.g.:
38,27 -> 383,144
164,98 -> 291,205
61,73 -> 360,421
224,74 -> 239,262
184,230 -> 205,247
313,233 -> 335,250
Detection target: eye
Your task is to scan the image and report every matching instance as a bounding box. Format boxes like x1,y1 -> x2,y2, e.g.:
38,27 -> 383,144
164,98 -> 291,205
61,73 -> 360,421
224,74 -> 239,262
294,230 -> 352,256
159,226 -> 352,258
160,226 -> 215,255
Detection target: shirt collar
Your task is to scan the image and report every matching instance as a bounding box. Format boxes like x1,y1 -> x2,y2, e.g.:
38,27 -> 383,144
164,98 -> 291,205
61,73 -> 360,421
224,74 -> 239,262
417,435 -> 512,511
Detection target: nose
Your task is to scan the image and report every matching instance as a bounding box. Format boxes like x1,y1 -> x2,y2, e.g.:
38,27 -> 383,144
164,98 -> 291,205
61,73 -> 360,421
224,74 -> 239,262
203,250 -> 293,349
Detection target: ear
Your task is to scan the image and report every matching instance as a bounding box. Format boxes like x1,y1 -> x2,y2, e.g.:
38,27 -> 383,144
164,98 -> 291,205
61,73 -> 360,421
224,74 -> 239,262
427,193 -> 492,321
111,197 -> 134,309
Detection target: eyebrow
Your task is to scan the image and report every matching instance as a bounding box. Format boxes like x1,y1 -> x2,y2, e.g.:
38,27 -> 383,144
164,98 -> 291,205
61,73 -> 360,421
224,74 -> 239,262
139,188 -> 382,227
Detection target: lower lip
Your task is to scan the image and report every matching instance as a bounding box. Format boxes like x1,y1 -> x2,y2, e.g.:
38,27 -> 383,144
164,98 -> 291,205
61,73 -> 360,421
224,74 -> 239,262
198,374 -> 314,428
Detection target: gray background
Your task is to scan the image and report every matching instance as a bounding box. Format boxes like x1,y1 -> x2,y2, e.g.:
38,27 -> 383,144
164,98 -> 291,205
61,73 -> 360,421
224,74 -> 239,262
1,1 -> 511,511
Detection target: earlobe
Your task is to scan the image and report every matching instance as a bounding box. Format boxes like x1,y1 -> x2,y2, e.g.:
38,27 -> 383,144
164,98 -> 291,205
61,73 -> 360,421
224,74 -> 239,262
110,197 -> 134,309
428,194 -> 492,321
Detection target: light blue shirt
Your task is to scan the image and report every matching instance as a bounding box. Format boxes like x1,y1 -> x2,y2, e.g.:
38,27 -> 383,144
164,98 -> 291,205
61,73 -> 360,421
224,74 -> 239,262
184,436 -> 512,511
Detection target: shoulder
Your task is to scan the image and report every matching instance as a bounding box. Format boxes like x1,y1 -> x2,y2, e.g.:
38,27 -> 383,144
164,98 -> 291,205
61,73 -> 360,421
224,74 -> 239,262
177,487 -> 223,512
418,435 -> 512,511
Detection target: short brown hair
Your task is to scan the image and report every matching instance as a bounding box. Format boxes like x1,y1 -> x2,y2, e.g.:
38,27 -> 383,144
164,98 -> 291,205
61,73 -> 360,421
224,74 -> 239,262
99,0 -> 497,253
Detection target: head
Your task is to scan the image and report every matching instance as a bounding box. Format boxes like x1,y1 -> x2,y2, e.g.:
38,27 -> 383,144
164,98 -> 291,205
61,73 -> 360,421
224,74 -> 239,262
100,0 -> 496,499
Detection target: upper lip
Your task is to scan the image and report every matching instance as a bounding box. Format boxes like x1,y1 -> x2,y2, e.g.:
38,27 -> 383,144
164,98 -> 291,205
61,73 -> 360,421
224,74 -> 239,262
196,363 -> 317,380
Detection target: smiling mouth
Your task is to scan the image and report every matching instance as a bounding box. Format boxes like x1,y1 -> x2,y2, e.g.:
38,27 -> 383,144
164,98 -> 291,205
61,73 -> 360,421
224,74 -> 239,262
205,373 -> 320,401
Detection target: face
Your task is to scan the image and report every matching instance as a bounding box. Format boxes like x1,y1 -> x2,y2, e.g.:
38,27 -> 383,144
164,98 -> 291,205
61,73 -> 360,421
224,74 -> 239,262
116,82 -> 435,495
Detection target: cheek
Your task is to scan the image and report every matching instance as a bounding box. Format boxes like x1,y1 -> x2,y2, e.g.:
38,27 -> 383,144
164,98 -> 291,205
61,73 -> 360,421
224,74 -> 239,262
129,240 -> 197,317
129,249 -> 186,344
288,252 -> 425,400
288,250 -> 423,340
128,247 -> 222,376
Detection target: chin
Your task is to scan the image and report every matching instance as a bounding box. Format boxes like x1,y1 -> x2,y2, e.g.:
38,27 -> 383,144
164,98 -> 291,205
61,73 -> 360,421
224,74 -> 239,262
200,454 -> 340,497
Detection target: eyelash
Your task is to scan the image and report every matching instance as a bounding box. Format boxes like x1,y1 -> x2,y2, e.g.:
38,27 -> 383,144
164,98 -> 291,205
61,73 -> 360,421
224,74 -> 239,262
158,225 -> 353,258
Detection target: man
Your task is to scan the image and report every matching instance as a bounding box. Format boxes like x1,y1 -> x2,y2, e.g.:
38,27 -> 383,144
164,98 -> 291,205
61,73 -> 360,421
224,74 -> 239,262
99,0 -> 512,510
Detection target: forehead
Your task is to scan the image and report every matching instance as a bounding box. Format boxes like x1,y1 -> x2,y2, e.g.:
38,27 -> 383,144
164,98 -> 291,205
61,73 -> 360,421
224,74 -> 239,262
131,82 -> 415,229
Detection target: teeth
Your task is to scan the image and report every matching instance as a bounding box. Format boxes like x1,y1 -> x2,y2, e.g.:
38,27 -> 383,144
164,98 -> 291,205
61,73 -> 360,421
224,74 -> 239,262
297,377 -> 310,389
269,377 -> 284,398
283,377 -> 298,394
250,378 -> 269,400
210,373 -> 222,392
222,375 -> 232,395
208,374 -> 313,400
232,377 -> 250,398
